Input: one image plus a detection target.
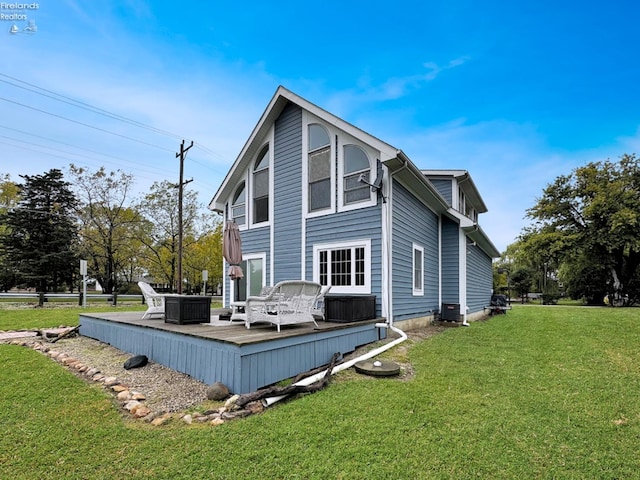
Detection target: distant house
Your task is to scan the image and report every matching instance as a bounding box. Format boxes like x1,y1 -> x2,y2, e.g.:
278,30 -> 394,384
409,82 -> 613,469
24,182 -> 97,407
209,87 -> 499,327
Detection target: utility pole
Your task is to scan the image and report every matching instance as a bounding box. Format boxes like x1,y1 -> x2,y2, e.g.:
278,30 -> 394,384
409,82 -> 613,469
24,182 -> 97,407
176,140 -> 194,294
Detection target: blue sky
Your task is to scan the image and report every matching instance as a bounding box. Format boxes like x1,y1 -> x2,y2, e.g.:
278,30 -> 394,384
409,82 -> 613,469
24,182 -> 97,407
1,0 -> 639,253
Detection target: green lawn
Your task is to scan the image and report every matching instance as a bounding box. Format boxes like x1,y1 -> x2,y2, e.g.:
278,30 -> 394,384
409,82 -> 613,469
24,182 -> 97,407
1,305 -> 639,479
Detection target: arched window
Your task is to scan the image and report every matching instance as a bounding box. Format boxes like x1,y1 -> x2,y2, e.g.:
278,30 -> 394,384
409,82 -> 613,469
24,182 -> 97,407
253,146 -> 269,224
231,181 -> 246,225
308,124 -> 331,212
343,144 -> 370,204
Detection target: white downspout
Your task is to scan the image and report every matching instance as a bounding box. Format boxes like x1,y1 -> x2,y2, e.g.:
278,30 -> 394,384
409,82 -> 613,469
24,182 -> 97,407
264,157 -> 409,408
462,305 -> 470,326
263,322 -> 407,407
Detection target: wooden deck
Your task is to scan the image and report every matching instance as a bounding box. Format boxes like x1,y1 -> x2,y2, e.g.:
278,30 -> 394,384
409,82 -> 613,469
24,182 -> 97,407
79,310 -> 386,394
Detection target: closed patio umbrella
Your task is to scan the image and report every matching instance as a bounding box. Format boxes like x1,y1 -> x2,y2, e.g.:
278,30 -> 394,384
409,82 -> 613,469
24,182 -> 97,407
223,220 -> 244,281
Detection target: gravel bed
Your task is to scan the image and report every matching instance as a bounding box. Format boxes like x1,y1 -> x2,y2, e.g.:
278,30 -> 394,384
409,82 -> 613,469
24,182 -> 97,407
41,335 -> 210,414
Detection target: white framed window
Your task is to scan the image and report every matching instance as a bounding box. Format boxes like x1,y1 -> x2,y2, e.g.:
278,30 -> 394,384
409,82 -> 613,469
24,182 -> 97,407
313,239 -> 371,294
231,181 -> 246,226
413,243 -> 424,296
337,138 -> 377,213
252,145 -> 270,225
343,144 -> 371,205
307,123 -> 333,214
458,188 -> 466,215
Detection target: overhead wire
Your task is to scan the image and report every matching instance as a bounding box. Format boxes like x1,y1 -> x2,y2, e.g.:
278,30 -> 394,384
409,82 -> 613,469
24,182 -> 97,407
0,124 -> 177,178
1,73 -> 230,204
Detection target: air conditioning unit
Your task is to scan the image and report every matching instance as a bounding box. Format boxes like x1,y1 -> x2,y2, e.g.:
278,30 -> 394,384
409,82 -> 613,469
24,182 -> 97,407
441,303 -> 460,322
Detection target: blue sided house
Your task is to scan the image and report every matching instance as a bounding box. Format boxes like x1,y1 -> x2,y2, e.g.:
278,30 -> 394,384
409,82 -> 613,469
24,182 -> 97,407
209,86 -> 500,328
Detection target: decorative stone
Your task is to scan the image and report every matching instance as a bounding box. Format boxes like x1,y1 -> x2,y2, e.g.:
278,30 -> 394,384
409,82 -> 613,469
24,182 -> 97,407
207,382 -> 230,401
131,392 -> 146,401
112,385 -> 128,392
124,400 -> 142,412
103,376 -> 118,386
182,414 -> 193,424
151,413 -> 172,426
133,406 -> 151,418
210,417 -> 225,426
117,390 -> 131,401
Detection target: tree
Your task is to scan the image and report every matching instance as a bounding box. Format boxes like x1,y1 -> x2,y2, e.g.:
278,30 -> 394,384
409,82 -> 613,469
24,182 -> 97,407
182,221 -> 224,294
137,180 -> 201,291
526,154 -> 640,305
68,165 -> 142,294
510,268 -> 533,302
0,169 -> 78,292
0,174 -> 20,291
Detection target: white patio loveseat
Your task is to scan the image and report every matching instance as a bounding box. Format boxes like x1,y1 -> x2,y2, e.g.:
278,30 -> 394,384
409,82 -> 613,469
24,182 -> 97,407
244,280 -> 323,332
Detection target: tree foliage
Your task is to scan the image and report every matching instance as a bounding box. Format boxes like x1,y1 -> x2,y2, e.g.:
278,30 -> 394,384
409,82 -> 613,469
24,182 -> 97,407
69,165 -> 145,294
0,169 -> 78,292
524,154 -> 640,305
137,180 -> 201,291
0,167 -> 223,294
0,174 -> 20,291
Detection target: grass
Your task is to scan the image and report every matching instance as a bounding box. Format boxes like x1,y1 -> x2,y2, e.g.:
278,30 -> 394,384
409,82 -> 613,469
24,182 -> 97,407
1,305 -> 639,478
0,304 -> 145,330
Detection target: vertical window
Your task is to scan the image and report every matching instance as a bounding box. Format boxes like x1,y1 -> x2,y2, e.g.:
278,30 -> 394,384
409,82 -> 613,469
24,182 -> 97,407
235,256 -> 265,301
413,244 -> 424,296
253,146 -> 269,224
231,182 -> 245,225
313,240 -> 370,294
458,189 -> 466,215
308,124 -> 331,212
343,145 -> 370,204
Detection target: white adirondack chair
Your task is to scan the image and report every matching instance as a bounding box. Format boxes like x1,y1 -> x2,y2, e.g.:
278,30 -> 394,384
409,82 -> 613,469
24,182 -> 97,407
138,281 -> 165,319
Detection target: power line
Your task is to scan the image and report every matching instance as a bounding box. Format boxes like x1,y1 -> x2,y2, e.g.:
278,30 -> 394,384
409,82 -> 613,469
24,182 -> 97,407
0,124 -> 176,177
0,74 -> 187,141
0,139 -> 173,184
0,96 -> 176,153
0,72 -> 227,161
1,73 -> 231,198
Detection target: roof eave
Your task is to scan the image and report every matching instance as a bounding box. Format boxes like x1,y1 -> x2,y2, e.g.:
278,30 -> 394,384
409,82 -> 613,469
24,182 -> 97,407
463,224 -> 501,258
384,151 -> 450,214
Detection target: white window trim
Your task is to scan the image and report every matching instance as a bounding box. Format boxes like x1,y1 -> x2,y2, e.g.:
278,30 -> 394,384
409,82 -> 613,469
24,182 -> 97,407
229,177 -> 248,230
251,141 -> 272,228
337,135 -> 378,213
312,239 -> 371,294
412,243 -> 424,296
229,252 -> 267,301
302,111 -> 336,219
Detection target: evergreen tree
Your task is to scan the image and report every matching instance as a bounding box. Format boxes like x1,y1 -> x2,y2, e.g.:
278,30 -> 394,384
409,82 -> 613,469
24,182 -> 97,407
1,169 -> 78,292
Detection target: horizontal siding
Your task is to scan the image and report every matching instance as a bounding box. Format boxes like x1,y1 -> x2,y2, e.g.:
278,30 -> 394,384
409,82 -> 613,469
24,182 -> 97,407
273,103 -> 303,283
441,217 -> 460,305
306,206 -> 383,315
391,181 -> 440,321
430,178 -> 453,205
466,243 -> 493,313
